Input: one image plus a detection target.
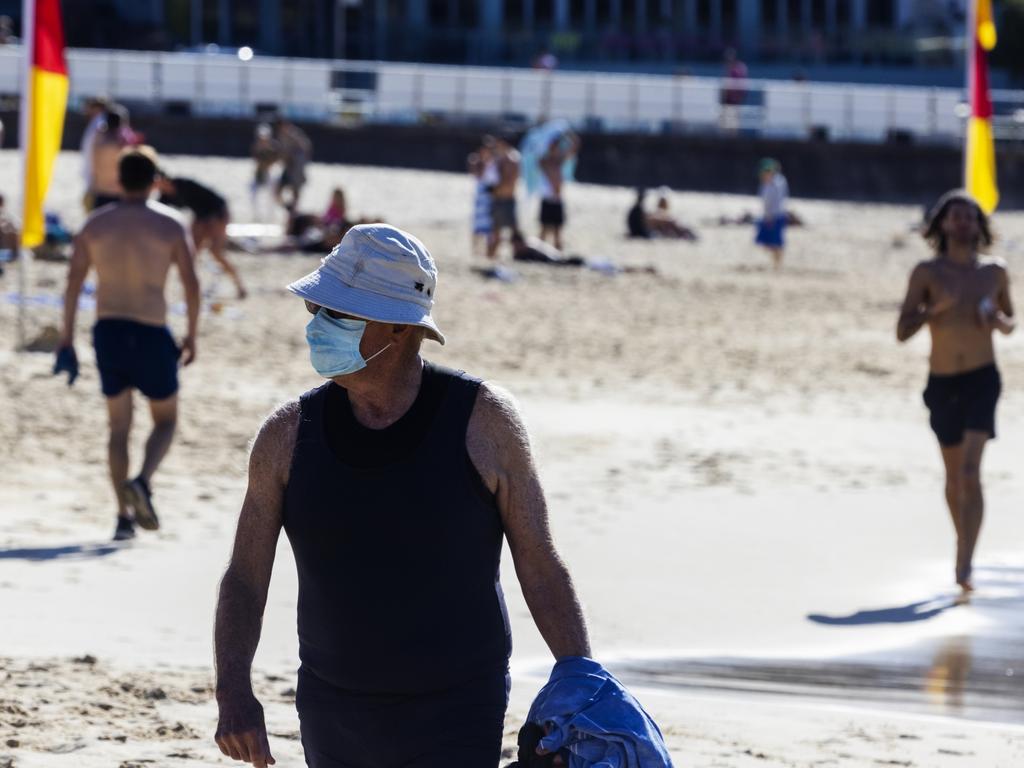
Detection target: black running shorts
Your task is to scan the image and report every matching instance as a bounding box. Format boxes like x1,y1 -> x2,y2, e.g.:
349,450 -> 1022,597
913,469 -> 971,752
923,364 -> 1001,447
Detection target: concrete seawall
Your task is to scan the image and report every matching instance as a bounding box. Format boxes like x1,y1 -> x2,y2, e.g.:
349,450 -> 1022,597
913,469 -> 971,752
7,111 -> 1022,208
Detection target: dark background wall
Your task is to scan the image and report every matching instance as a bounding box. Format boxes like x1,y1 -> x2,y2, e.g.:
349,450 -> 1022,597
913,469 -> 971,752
6,110 -> 1022,209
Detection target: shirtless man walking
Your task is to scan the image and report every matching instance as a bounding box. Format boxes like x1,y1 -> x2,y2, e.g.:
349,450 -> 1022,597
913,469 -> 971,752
487,136 -> 521,260
56,147 -> 200,541
537,131 -> 578,250
897,190 -> 1015,593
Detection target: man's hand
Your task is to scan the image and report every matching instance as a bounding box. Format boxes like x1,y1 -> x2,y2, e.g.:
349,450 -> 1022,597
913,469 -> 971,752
215,690 -> 275,767
927,286 -> 959,318
977,294 -> 998,328
53,346 -> 79,386
179,335 -> 197,366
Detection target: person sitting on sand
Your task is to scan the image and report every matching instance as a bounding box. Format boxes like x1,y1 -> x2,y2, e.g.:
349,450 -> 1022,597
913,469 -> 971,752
627,188 -> 697,241
56,147 -> 200,541
214,223 -> 592,768
284,187 -> 380,254
897,190 -> 1015,595
156,172 -> 247,299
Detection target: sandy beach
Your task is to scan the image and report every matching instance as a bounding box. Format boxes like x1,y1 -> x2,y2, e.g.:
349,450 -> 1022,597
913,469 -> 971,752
2,149 -> 1023,767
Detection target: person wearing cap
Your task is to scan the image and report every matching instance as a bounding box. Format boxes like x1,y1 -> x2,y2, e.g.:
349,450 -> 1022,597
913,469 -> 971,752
213,223 -> 591,768
56,146 -> 200,542
896,190 -> 1015,594
754,158 -> 788,269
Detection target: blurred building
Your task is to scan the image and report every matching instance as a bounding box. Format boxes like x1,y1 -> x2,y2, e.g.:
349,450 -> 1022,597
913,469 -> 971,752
9,1 -> 970,71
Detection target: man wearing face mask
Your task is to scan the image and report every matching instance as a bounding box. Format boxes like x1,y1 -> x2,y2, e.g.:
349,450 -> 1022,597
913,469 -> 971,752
213,224 -> 591,768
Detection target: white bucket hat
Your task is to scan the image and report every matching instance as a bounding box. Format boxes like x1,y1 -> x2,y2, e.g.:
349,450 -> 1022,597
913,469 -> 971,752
287,223 -> 445,345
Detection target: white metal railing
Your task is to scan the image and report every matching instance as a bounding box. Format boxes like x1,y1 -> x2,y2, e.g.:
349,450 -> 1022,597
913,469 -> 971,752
1,46 -> 1020,145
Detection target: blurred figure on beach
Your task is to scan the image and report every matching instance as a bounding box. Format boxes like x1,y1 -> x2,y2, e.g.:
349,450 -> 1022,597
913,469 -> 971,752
250,123 -> 279,223
896,190 -> 1015,594
627,187 -> 697,241
532,45 -> 559,71
521,121 -> 577,250
467,136 -> 499,258
720,48 -> 748,133
755,158 -> 788,269
273,116 -> 312,213
487,135 -> 521,260
80,97 -> 109,211
0,15 -> 18,45
87,107 -> 128,211
56,147 -> 200,541
536,130 -> 579,250
282,186 -> 388,254
157,172 -> 247,299
0,193 -> 18,273
214,224 -> 590,768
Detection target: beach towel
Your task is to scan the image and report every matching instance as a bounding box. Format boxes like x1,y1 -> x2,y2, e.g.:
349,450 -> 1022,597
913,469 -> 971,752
524,657 -> 673,768
521,120 -> 577,197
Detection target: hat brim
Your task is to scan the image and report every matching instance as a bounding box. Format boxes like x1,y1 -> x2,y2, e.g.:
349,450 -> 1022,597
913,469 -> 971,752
287,268 -> 446,345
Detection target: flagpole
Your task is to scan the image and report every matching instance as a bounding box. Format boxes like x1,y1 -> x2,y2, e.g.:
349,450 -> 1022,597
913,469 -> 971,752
964,0 -> 975,190
17,0 -> 35,352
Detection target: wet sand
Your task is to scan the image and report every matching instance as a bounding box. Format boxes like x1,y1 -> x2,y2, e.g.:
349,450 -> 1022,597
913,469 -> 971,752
2,150 -> 1024,766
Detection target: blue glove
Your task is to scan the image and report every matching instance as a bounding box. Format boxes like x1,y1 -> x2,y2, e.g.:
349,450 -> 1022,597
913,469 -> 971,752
54,346 -> 79,387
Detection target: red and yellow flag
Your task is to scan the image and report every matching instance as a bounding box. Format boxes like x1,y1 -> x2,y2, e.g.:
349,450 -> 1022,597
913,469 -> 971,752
965,0 -> 998,214
21,0 -> 68,247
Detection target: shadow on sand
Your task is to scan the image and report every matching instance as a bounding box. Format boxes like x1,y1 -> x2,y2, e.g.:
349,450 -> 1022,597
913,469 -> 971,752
0,542 -> 123,562
806,597 -> 958,626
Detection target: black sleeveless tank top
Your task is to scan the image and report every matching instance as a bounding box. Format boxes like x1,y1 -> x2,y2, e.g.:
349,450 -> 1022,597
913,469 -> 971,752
283,362 -> 512,694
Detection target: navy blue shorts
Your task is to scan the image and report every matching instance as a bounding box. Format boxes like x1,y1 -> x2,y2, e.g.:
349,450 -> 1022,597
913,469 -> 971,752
755,217 -> 785,248
92,319 -> 179,400
296,666 -> 509,768
923,364 -> 1001,447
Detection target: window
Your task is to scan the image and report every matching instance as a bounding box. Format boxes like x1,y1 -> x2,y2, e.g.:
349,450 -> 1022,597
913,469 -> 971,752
867,0 -> 893,26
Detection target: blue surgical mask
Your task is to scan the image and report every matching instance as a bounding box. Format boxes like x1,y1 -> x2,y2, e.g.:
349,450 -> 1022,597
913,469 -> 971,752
305,310 -> 391,378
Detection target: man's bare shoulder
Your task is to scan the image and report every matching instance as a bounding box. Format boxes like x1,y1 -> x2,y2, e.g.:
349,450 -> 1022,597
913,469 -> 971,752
468,381 -> 529,450
249,400 -> 302,485
978,254 -> 1009,272
144,200 -> 189,231
253,400 -> 301,455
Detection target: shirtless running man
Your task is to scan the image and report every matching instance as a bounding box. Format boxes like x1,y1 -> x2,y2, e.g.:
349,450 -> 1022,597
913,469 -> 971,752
56,147 -> 200,541
897,190 -> 1015,593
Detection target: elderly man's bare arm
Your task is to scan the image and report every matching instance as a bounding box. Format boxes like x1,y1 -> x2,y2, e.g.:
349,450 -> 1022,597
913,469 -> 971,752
214,401 -> 299,768
467,384 -> 591,660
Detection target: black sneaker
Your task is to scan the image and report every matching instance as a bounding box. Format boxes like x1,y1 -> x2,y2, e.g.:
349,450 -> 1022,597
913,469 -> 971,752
123,477 -> 159,531
113,516 -> 136,541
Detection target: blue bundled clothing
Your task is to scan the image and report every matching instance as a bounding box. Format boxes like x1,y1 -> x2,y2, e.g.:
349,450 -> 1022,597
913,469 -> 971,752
527,657 -> 674,768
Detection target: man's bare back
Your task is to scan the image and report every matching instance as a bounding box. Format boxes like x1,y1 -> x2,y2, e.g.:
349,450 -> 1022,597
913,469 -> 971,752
493,147 -> 520,200
899,256 -> 1013,375
79,201 -> 192,327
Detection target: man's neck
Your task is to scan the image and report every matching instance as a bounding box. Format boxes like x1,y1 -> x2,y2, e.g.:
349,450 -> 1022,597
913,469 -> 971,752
344,356 -> 424,429
943,241 -> 976,266
121,192 -> 150,204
